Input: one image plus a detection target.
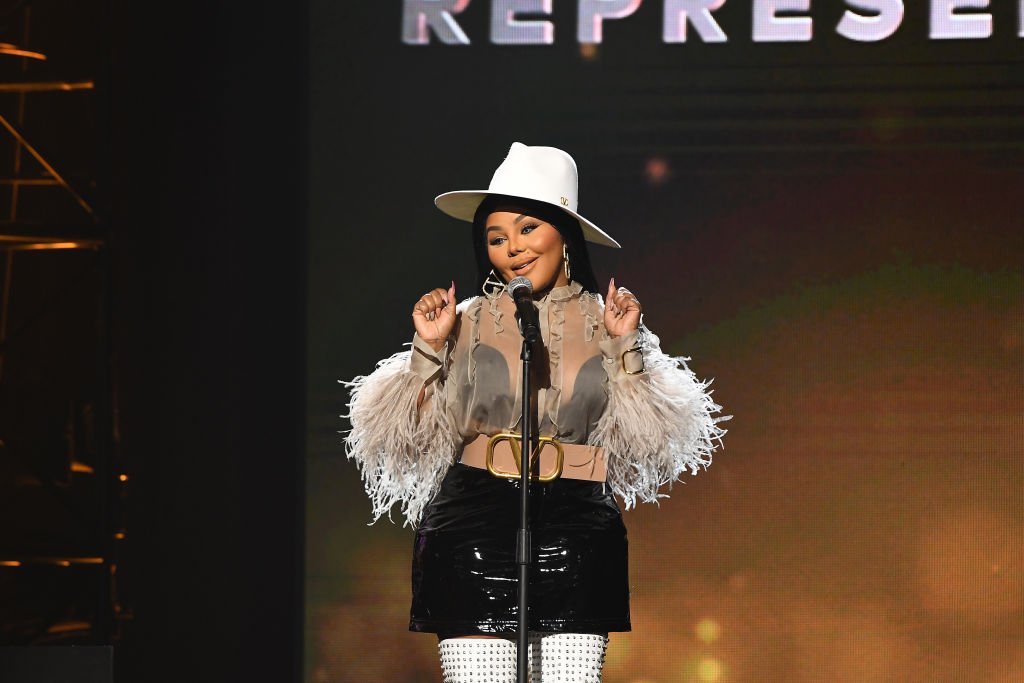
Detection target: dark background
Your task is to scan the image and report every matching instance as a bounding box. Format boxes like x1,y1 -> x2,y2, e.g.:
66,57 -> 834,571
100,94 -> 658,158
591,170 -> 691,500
107,0 -> 306,681
1,0 -> 306,681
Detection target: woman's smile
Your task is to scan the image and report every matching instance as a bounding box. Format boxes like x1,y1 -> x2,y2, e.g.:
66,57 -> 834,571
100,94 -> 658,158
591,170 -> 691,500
510,257 -> 538,275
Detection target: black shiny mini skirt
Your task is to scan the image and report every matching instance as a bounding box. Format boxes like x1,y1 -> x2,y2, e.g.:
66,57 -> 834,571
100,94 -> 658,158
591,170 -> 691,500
409,463 -> 631,636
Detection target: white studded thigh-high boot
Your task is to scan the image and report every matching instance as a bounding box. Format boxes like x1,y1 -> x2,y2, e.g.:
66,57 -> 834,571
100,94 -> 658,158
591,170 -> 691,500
537,633 -> 608,682
438,638 -> 518,683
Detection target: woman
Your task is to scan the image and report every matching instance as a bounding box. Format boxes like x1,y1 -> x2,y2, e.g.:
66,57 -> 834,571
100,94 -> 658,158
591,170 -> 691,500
344,142 -> 726,682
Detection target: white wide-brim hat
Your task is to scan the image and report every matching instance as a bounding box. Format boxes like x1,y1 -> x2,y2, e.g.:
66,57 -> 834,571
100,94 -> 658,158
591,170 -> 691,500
434,142 -> 621,249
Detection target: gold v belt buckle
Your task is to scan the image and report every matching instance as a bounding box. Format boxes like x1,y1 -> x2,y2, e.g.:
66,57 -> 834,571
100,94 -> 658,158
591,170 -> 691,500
484,432 -> 564,482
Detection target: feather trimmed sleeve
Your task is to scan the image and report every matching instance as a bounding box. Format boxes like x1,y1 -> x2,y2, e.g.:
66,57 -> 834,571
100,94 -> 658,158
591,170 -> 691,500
341,332 -> 458,526
589,324 -> 729,509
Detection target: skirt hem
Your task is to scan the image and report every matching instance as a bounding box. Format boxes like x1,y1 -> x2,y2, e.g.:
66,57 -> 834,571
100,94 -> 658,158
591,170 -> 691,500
409,618 -> 632,636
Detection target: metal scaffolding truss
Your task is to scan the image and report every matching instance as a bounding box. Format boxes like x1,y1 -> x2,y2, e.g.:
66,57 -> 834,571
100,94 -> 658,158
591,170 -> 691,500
0,3 -> 122,646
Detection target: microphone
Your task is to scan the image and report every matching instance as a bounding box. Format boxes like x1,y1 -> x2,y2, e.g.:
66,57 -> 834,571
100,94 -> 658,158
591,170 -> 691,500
508,276 -> 540,344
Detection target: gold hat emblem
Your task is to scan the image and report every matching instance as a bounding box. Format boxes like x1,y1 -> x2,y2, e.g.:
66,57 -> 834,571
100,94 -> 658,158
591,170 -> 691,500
560,196 -> 569,206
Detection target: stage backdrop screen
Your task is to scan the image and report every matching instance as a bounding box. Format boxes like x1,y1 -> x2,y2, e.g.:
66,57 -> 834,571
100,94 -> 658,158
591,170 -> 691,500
306,3 -> 1023,682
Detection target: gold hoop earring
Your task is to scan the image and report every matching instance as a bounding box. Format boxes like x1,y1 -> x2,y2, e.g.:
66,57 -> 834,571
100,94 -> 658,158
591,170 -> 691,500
482,269 -> 505,298
562,244 -> 572,282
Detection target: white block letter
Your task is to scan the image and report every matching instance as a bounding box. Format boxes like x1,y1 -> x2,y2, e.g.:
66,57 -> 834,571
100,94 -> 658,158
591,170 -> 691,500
492,0 -> 554,44
930,0 -> 992,40
753,0 -> 813,42
578,0 -> 643,44
837,0 -> 904,41
402,0 -> 471,45
663,0 -> 728,43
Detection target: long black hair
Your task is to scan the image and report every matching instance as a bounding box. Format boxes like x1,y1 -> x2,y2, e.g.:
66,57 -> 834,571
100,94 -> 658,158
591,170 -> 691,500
471,195 -> 600,295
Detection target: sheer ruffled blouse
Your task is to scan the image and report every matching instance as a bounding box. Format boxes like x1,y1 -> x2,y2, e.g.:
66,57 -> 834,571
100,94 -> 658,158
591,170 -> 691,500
344,281 -> 726,526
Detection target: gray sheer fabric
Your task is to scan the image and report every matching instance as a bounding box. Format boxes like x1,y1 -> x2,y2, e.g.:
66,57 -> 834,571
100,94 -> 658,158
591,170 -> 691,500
411,281 -> 635,447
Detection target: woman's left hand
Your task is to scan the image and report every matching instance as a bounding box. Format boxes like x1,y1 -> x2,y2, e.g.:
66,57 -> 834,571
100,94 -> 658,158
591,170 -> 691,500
604,278 -> 642,337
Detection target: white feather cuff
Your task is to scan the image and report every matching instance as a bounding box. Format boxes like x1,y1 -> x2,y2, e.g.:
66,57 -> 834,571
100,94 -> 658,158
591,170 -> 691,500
590,325 -> 728,509
341,347 -> 457,526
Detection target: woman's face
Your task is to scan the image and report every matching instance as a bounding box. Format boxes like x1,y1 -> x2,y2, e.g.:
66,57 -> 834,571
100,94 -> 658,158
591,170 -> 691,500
485,210 -> 569,294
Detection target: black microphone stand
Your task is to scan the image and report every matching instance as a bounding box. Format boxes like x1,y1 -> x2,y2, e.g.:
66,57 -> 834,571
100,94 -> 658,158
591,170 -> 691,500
515,323 -> 534,683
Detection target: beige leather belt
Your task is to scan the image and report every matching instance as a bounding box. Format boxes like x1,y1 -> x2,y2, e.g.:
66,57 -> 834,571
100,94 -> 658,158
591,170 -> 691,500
460,434 -> 606,482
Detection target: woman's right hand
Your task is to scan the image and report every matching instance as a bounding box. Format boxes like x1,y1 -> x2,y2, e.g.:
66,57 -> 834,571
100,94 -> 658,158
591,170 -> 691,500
412,281 -> 456,352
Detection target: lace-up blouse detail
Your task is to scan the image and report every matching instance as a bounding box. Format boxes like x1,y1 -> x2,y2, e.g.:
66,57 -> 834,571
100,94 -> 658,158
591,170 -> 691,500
344,281 -> 727,526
